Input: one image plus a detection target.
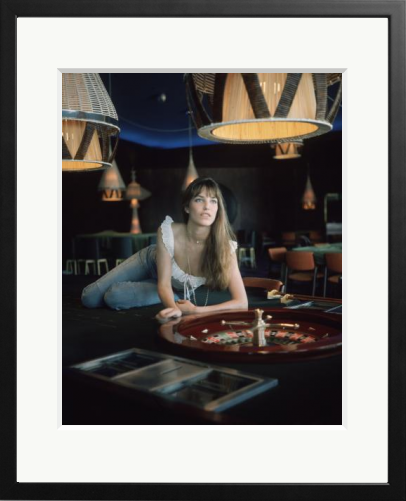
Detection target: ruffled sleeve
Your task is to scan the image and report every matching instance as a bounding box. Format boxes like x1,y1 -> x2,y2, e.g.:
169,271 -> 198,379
160,216 -> 175,257
230,240 -> 238,254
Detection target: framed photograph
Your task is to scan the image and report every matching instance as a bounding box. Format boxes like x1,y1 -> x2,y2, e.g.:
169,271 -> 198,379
1,1 -> 405,500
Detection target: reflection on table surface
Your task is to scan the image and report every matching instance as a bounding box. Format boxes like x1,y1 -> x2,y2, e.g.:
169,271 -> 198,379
292,243 -> 342,265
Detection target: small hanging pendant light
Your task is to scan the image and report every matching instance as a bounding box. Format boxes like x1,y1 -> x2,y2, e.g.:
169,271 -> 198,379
98,155 -> 126,201
182,114 -> 199,191
272,140 -> 303,160
125,170 -> 151,234
302,166 -> 317,210
185,73 -> 341,144
62,73 -> 120,171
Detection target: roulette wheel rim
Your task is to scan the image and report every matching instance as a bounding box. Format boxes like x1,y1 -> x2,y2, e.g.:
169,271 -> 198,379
159,308 -> 342,363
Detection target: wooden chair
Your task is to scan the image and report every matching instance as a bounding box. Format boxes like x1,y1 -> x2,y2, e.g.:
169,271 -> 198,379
323,253 -> 342,297
281,231 -> 296,247
242,277 -> 283,294
285,251 -> 323,296
267,247 -> 287,281
309,230 -> 324,243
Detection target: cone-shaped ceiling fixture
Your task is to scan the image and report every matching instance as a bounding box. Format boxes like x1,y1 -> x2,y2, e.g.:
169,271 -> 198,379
125,170 -> 151,234
182,152 -> 199,191
62,73 -> 120,171
182,114 -> 199,191
302,168 -> 317,210
98,154 -> 126,201
272,140 -> 303,160
185,73 -> 342,144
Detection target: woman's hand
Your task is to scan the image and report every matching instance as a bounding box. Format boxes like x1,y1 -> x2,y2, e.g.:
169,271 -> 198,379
175,299 -> 198,315
155,307 -> 182,324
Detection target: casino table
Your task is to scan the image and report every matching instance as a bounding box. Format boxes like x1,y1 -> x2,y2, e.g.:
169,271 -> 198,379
76,231 -> 157,253
292,243 -> 342,266
63,277 -> 342,425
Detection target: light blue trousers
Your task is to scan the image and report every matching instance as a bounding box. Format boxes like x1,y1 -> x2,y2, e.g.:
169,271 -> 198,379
81,245 -> 181,310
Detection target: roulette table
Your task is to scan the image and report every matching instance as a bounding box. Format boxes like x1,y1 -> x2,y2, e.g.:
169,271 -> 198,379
159,305 -> 342,363
63,276 -> 343,424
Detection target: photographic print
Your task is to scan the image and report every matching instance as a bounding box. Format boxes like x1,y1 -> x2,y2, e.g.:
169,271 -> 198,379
1,3 -> 405,500
62,71 -> 344,426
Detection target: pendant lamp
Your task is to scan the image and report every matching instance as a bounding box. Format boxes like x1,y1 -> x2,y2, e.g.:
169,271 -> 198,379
185,73 -> 342,144
125,170 -> 151,234
62,73 -> 120,171
98,155 -> 126,201
182,114 -> 199,191
302,168 -> 317,210
272,140 -> 303,160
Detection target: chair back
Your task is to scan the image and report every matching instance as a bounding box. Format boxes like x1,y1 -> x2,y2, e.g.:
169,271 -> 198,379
282,231 -> 296,245
111,237 -> 133,260
268,247 -> 287,263
286,251 -> 315,271
325,253 -> 342,273
242,277 -> 283,292
309,230 -> 323,243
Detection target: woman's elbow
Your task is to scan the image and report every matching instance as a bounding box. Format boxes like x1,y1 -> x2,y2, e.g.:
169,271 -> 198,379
240,300 -> 249,310
234,298 -> 248,310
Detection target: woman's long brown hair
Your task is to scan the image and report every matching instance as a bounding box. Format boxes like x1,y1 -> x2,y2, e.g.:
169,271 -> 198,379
182,178 -> 236,290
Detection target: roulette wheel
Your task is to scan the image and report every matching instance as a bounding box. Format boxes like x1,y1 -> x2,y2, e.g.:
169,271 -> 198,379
159,308 -> 342,363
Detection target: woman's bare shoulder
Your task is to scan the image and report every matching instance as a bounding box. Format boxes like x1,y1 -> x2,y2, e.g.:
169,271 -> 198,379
171,222 -> 186,238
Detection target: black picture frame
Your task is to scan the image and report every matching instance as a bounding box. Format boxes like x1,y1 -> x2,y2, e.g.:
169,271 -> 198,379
1,1 -> 405,500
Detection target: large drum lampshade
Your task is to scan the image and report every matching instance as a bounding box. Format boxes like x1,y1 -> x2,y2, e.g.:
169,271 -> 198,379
185,73 -> 342,144
62,73 -> 120,171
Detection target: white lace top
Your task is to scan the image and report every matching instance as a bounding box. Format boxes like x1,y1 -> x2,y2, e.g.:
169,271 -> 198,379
160,215 -> 238,298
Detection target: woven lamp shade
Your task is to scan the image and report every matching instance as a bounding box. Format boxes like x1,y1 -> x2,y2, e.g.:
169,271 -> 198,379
185,73 -> 342,144
98,159 -> 126,201
272,141 -> 303,160
62,73 -> 120,171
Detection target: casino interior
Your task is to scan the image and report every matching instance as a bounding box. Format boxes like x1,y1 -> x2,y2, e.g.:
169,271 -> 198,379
62,73 -> 343,425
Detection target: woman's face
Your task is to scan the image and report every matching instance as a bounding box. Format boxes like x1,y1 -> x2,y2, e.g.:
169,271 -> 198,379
186,187 -> 219,226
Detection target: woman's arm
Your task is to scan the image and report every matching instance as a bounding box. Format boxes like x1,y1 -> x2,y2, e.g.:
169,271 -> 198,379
176,253 -> 248,314
155,226 -> 182,322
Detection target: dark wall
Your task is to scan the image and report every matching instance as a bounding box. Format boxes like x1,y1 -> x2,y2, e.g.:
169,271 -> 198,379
63,131 -> 342,255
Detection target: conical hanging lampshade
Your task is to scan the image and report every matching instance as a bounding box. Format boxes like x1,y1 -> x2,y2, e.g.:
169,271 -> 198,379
185,73 -> 342,144
272,140 -> 303,160
182,151 -> 199,191
125,170 -> 151,234
302,170 -> 317,210
98,157 -> 126,201
182,115 -> 199,190
62,73 -> 120,171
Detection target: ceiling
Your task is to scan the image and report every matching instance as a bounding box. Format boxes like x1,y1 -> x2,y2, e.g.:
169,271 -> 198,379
99,73 -> 342,150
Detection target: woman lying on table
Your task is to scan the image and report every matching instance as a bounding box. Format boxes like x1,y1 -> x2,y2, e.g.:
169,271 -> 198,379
81,177 -> 248,323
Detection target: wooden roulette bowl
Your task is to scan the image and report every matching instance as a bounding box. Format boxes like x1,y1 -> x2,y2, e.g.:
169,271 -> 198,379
158,308 -> 342,363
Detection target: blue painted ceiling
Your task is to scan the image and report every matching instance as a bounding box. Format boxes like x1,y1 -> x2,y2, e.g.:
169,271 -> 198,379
100,73 -> 342,150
